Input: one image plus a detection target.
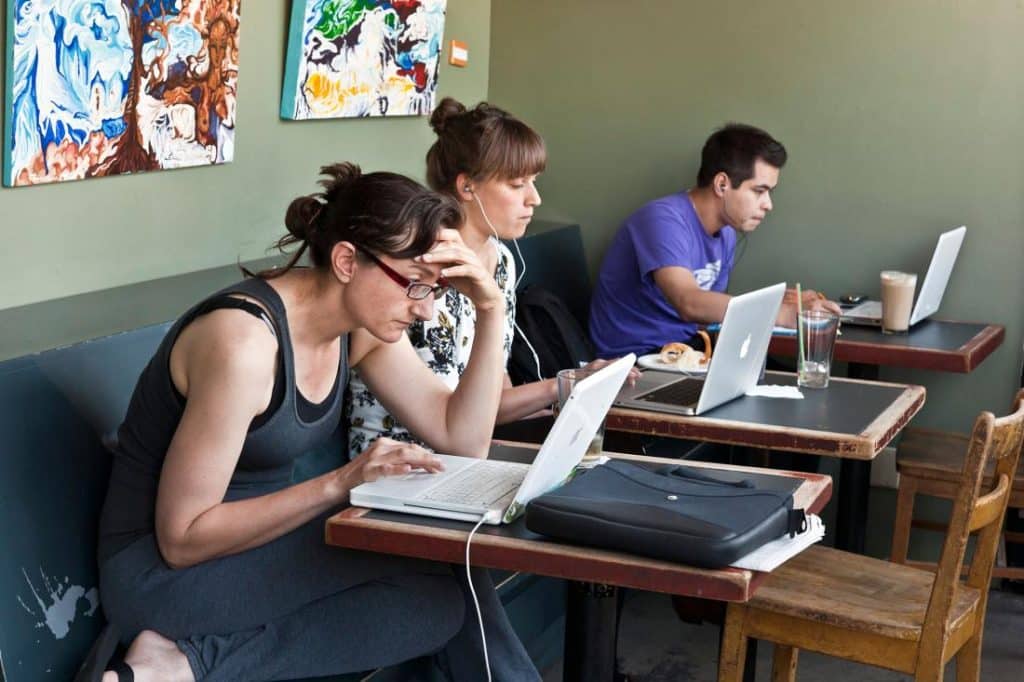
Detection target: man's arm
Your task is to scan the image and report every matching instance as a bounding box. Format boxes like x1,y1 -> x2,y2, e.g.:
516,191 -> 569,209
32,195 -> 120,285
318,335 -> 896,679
653,266 -> 732,324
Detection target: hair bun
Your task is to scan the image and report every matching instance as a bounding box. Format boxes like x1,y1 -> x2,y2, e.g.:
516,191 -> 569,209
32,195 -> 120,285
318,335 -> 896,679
430,97 -> 467,134
318,162 -> 362,194
284,195 -> 323,241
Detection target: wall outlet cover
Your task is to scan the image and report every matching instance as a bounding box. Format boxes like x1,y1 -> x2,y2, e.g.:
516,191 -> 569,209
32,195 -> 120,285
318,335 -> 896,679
449,40 -> 469,67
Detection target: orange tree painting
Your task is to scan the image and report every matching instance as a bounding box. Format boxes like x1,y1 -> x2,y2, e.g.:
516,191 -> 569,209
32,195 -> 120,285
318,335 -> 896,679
5,0 -> 241,186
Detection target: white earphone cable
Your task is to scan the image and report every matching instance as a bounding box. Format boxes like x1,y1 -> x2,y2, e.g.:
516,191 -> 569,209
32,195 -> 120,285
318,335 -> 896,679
470,191 -> 543,380
466,515 -> 492,682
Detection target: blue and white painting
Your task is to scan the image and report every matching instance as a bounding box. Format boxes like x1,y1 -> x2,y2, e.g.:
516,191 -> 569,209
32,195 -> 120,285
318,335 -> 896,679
4,1 -> 242,186
281,0 -> 447,120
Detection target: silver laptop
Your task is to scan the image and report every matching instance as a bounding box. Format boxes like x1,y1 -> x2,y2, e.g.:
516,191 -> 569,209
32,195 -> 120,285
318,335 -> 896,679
614,283 -> 785,416
349,354 -> 636,525
842,226 -> 966,327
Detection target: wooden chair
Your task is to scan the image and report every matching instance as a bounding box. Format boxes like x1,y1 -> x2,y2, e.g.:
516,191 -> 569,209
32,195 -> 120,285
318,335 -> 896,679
717,390 -> 1024,682
890,425 -> 1024,580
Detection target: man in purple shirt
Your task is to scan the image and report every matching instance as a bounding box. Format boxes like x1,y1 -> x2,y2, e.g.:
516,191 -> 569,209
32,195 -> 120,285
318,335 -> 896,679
590,123 -> 840,357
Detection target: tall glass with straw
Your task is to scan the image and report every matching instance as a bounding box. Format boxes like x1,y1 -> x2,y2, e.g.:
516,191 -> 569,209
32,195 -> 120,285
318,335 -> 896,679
795,283 -> 840,388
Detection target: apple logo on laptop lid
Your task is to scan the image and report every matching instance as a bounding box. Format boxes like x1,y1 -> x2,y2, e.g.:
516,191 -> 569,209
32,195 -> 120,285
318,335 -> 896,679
739,334 -> 752,359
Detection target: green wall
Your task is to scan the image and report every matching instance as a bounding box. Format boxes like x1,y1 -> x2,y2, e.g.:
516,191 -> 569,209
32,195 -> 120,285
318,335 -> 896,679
490,0 -> 1024,430
0,0 -> 490,310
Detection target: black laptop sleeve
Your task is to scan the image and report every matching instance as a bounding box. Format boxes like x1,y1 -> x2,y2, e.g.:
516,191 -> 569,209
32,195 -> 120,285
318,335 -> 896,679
524,460 -> 806,568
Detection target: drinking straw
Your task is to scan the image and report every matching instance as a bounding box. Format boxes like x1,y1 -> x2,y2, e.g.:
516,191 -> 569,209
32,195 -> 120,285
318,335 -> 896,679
796,283 -> 806,368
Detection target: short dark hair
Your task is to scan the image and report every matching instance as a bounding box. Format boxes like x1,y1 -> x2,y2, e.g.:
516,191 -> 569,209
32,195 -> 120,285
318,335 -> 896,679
696,123 -> 787,188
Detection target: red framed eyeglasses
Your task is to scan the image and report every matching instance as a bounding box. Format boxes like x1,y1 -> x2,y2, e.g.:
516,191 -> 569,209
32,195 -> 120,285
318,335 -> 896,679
357,247 -> 452,301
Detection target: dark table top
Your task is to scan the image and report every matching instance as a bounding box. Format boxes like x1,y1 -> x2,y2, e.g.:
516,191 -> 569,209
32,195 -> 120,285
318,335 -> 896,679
326,445 -> 833,602
606,371 -> 925,460
767,319 -> 1005,373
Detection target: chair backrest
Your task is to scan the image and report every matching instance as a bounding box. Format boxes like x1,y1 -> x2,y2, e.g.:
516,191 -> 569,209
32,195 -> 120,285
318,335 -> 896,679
918,389 -> 1024,657
503,223 -> 590,329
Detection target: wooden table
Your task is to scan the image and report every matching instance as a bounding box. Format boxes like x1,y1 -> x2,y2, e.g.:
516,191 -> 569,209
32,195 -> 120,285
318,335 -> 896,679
605,371 -> 925,553
767,319 -> 1004,374
327,446 -> 833,682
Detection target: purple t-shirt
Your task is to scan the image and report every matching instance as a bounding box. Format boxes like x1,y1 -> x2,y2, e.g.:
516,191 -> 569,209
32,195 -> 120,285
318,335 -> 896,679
589,192 -> 736,357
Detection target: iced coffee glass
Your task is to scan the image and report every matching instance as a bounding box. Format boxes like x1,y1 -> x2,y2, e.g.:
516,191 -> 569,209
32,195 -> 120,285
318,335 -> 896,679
880,270 -> 918,335
555,368 -> 604,455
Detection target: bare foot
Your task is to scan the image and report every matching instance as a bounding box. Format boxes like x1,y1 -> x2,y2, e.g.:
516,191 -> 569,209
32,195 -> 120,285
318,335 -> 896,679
101,630 -> 194,682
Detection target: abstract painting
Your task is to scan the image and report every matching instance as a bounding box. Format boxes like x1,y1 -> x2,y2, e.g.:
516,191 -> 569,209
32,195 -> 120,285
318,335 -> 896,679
281,0 -> 447,120
4,1 -> 241,187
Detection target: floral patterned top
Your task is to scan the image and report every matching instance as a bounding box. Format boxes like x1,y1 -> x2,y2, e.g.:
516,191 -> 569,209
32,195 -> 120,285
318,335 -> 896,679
346,238 -> 517,459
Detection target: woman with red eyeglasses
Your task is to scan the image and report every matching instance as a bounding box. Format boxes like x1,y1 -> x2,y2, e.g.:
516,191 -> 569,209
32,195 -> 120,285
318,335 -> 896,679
88,164 -> 538,681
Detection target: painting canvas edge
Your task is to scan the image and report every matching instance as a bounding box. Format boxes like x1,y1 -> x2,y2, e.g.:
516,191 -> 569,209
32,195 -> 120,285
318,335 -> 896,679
280,0 -> 309,120
3,2 -> 15,187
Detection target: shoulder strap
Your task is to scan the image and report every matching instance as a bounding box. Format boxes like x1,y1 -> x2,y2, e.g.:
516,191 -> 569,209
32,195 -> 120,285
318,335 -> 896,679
190,295 -> 276,336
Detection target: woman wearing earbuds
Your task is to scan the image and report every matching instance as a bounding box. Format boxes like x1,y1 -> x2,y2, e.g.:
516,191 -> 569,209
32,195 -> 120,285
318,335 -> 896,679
348,97 -> 618,459
92,163 -> 538,681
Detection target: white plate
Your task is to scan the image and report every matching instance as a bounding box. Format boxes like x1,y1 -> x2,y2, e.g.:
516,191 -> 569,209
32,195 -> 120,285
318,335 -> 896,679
636,353 -> 709,374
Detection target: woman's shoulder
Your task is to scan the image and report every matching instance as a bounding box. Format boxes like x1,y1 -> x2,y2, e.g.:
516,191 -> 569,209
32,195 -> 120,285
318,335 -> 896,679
177,307 -> 279,376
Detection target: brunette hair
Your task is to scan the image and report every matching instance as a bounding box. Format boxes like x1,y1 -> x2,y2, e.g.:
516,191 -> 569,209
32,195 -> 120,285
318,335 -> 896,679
696,123 -> 787,188
248,163 -> 462,278
425,97 -> 546,195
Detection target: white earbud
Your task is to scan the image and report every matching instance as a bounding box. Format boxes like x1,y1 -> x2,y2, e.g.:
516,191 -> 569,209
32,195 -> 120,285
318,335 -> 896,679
465,187 -> 540,380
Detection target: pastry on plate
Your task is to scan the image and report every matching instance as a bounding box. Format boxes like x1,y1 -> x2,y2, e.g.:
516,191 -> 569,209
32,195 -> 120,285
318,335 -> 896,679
658,330 -> 713,371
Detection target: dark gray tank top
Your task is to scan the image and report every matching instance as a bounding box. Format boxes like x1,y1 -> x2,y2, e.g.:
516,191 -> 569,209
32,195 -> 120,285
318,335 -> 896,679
98,277 -> 348,563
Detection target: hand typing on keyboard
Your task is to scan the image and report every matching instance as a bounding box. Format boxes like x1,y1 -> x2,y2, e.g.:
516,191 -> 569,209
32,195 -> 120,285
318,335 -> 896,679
400,468 -> 441,481
346,437 -> 445,489
421,460 -> 529,506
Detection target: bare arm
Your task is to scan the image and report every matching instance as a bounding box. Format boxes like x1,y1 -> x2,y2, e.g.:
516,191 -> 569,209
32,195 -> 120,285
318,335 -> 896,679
655,268 -> 841,329
496,359 -> 641,424
497,374 -> 557,424
155,314 -> 444,569
653,266 -> 731,325
351,230 -> 506,458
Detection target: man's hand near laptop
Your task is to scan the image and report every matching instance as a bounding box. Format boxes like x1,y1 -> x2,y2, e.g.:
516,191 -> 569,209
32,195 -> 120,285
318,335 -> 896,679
777,287 -> 842,328
654,267 -> 841,329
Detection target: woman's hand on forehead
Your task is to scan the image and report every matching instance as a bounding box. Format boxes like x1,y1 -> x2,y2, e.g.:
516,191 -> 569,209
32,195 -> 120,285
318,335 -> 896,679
414,227 -> 502,310
417,228 -> 469,263
432,227 -> 463,247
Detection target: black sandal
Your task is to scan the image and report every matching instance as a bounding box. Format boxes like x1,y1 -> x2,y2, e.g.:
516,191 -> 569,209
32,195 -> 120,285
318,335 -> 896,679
74,624 -> 134,682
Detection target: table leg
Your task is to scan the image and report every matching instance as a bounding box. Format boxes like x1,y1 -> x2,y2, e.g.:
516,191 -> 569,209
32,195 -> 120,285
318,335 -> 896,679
718,621 -> 759,682
836,362 -> 879,554
563,581 -> 619,682
835,458 -> 871,553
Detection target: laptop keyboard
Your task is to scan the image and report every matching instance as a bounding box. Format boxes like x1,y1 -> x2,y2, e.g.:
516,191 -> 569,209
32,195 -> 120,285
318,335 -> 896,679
420,460 -> 530,506
636,378 -> 705,407
845,300 -> 881,318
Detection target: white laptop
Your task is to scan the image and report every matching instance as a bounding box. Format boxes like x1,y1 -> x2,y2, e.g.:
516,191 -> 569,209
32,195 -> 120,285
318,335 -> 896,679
349,354 -> 636,525
842,226 -> 966,327
614,283 -> 786,416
